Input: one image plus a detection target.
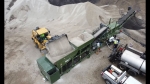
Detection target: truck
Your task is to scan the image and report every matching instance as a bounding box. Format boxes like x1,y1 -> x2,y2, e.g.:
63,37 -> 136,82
101,64 -> 142,84
108,44 -> 146,76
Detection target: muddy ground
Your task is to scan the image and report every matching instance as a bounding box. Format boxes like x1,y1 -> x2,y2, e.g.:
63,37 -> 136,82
5,0 -> 145,84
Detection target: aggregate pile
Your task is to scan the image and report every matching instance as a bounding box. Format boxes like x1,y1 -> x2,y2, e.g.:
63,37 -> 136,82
46,36 -> 74,63
70,32 -> 94,47
5,0 -> 120,40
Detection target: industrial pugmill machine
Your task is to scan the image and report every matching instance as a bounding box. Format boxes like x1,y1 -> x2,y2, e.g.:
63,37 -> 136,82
36,7 -> 137,84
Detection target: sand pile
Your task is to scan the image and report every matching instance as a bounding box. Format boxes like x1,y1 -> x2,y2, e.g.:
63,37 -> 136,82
5,0 -> 120,63
46,36 -> 74,63
5,0 -> 120,39
4,0 -> 122,64
70,32 -> 94,46
4,0 -> 121,62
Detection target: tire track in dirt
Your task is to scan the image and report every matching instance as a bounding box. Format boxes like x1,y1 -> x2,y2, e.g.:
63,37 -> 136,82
5,38 -> 23,60
5,70 -> 34,84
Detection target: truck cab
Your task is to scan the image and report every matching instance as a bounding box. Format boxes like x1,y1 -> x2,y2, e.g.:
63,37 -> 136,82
101,65 -> 142,84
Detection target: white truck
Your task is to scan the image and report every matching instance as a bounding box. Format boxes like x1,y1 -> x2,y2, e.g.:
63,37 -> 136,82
101,64 -> 142,84
108,44 -> 146,76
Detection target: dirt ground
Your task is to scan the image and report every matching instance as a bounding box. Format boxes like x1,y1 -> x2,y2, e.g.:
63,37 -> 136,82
4,32 -> 146,84
4,0 -> 145,84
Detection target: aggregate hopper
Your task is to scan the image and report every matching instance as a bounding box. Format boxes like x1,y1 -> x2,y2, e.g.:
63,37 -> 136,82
41,32 -> 96,77
45,34 -> 76,64
70,32 -> 95,61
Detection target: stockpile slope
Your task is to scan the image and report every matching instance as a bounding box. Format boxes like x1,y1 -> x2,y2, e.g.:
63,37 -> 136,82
5,0 -> 120,39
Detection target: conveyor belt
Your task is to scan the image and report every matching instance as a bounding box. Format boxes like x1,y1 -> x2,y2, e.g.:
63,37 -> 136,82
118,9 -> 136,25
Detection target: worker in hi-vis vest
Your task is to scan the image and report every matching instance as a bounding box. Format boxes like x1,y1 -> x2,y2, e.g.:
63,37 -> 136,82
113,39 -> 118,49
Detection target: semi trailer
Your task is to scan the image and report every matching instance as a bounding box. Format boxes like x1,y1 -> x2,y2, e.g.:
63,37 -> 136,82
108,44 -> 146,76
36,7 -> 137,84
101,64 -> 142,84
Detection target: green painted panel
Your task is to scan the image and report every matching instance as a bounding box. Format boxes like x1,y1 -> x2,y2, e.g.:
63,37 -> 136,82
54,48 -> 79,69
37,56 -> 55,72
50,68 -> 60,84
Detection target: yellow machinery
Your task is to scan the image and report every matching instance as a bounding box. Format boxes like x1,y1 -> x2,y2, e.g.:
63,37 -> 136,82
32,27 -> 51,51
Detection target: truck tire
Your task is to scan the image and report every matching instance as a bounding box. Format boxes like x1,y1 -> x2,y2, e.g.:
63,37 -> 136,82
108,53 -> 115,63
105,79 -> 112,84
118,64 -> 126,71
128,69 -> 137,76
109,57 -> 114,63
